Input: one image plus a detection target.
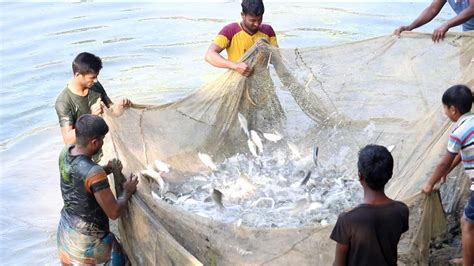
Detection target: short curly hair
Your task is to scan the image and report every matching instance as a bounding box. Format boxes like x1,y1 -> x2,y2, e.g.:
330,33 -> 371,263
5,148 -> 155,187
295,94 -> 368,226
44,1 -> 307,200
241,0 -> 264,16
75,114 -> 109,146
357,144 -> 394,191
72,52 -> 102,75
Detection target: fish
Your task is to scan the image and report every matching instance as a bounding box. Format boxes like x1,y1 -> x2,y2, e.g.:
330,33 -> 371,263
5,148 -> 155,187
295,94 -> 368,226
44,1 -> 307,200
237,112 -> 250,137
154,159 -> 170,173
312,144 -> 319,166
247,139 -> 258,157
250,130 -> 263,154
251,197 -> 275,209
211,188 -> 224,209
287,141 -> 302,159
141,166 -> 166,191
176,194 -> 192,204
163,191 -> 178,204
198,152 -> 217,171
300,171 -> 312,186
262,132 -> 282,142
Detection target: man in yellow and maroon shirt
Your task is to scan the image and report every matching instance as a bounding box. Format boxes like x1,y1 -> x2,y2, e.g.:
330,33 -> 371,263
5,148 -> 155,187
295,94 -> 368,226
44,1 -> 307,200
205,0 -> 278,76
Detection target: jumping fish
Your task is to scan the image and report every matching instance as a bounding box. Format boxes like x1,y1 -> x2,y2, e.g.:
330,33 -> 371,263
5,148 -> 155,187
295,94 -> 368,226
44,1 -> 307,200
198,152 -> 217,171
250,130 -> 263,154
211,188 -> 224,209
247,139 -> 258,157
154,159 -> 170,173
262,132 -> 282,142
237,112 -> 250,137
300,171 -> 312,186
141,166 -> 166,191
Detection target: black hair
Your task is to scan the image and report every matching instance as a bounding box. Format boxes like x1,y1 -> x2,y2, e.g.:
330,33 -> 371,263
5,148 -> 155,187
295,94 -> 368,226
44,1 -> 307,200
241,0 -> 264,16
442,84 -> 473,115
72,52 -> 103,75
75,114 -> 109,146
357,144 -> 394,191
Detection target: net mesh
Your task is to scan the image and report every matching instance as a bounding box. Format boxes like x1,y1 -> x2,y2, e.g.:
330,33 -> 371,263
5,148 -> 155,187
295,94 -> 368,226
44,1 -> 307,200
103,32 -> 474,265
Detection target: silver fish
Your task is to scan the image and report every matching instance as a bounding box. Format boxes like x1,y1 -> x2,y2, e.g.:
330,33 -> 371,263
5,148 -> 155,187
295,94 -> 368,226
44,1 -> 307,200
287,141 -> 302,159
237,112 -> 250,137
250,130 -> 263,154
212,188 -> 224,209
262,132 -> 282,142
247,139 -> 258,157
154,159 -> 170,173
251,197 -> 275,209
163,191 -> 178,204
312,144 -> 319,167
300,171 -> 312,186
198,152 -> 217,171
141,167 -> 165,191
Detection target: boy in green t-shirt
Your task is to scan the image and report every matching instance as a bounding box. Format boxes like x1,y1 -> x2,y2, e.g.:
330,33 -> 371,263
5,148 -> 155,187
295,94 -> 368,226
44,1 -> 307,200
55,52 -> 132,145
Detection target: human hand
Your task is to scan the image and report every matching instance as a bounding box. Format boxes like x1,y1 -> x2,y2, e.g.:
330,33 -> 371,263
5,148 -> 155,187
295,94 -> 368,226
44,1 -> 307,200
118,97 -> 132,108
432,24 -> 449,42
91,98 -> 105,115
393,26 -> 411,37
123,173 -> 138,195
421,182 -> 434,195
102,159 -> 122,175
233,62 -> 253,77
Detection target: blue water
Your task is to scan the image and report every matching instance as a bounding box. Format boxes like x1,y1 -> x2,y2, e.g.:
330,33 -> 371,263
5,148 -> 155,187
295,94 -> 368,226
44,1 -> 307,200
0,2 -> 459,264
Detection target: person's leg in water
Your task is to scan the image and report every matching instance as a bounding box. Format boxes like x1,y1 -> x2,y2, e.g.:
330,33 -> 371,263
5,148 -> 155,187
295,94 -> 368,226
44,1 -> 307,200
461,192 -> 474,266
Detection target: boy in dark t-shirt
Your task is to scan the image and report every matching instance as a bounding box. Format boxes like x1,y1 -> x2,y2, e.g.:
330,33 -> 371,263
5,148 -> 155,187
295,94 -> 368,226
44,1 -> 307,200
330,145 -> 409,266
57,114 -> 138,265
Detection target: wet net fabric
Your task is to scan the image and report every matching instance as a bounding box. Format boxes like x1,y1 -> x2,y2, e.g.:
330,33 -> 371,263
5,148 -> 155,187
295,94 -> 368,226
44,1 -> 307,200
103,32 -> 474,265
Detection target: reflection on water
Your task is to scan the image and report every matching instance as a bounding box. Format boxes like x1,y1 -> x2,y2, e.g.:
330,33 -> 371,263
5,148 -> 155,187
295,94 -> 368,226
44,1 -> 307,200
0,2 -> 458,264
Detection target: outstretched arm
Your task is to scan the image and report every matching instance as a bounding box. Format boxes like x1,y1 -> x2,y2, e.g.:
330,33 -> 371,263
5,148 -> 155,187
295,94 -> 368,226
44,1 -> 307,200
422,151 -> 456,195
432,0 -> 474,42
94,173 -> 138,220
394,0 -> 446,36
205,43 -> 252,77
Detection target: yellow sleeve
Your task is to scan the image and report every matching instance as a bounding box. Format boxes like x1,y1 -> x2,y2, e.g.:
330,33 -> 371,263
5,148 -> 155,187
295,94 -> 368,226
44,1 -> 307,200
213,35 -> 230,49
270,36 -> 278,48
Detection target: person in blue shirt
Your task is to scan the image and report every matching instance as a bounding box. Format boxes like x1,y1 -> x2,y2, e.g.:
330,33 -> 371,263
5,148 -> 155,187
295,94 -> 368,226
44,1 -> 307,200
394,0 -> 474,42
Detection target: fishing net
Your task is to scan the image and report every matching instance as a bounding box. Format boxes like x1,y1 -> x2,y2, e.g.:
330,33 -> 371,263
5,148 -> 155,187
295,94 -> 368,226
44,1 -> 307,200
103,32 -> 474,265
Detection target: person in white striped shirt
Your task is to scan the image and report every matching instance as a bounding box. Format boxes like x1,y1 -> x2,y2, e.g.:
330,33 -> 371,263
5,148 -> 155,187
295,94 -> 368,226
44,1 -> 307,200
422,84 -> 474,266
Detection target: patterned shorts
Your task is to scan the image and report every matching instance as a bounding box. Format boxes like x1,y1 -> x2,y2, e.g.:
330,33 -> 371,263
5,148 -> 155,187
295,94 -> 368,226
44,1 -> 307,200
57,219 -> 114,265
